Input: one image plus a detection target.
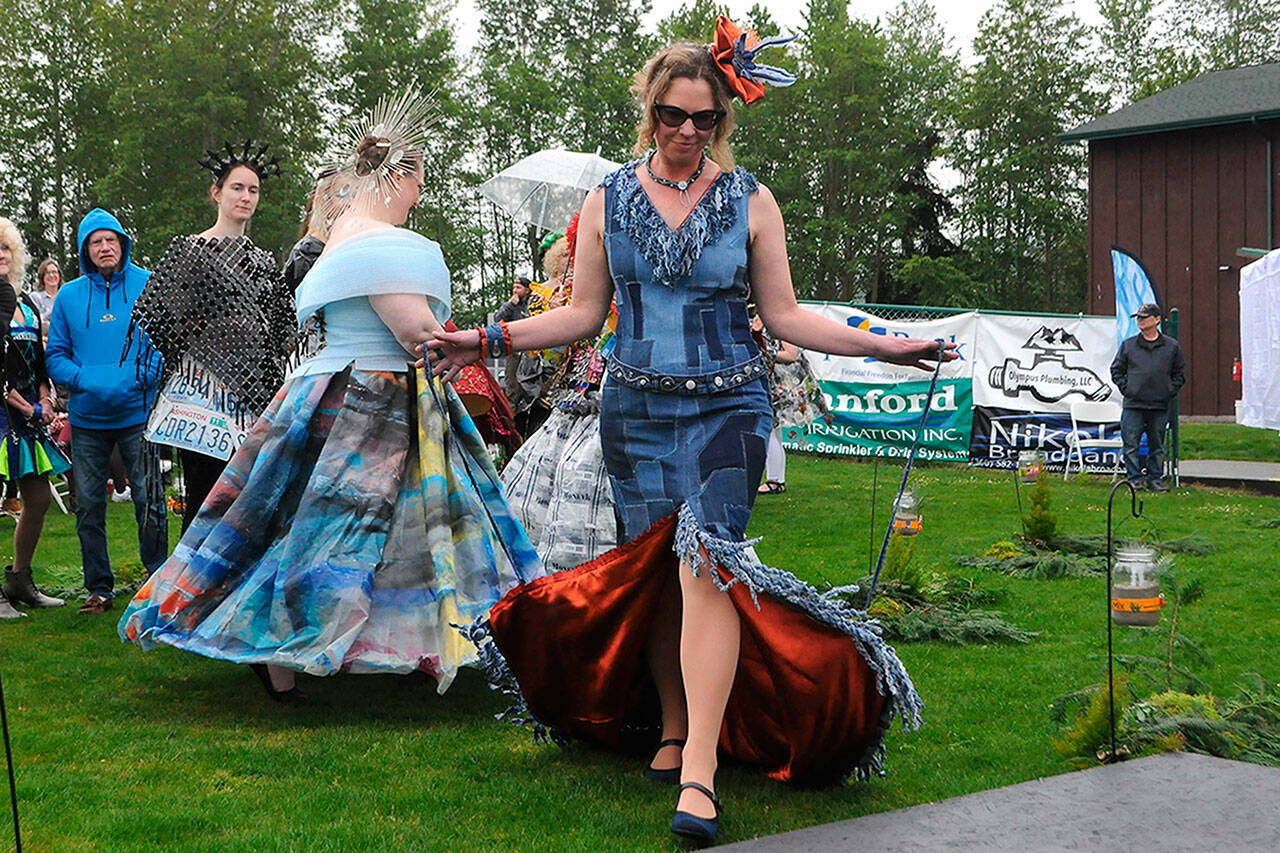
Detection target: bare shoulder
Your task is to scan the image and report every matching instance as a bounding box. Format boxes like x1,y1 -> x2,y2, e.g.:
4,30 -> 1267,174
580,186 -> 607,233
748,180 -> 784,237
751,180 -> 777,205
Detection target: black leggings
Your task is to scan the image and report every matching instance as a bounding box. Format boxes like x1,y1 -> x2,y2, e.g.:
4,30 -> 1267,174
178,448 -> 228,534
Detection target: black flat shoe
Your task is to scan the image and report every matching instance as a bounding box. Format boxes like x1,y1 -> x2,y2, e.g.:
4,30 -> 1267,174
249,663 -> 304,703
644,737 -> 686,785
671,781 -> 722,846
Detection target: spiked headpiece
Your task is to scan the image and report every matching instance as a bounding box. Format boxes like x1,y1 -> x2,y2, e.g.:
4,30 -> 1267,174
198,141 -> 283,184
318,88 -> 434,224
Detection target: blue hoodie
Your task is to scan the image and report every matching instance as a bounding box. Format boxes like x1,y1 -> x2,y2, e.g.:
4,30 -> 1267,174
46,208 -> 162,429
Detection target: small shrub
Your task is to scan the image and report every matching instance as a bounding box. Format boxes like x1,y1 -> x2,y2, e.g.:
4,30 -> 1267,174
1052,680 -> 1126,767
884,607 -> 1038,645
1021,468 -> 1057,544
984,540 -> 1024,559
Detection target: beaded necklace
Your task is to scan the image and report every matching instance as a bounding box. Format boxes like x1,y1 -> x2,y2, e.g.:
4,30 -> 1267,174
645,150 -> 706,208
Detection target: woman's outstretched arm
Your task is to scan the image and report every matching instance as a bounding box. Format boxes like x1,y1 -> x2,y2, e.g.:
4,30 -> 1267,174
427,188 -> 613,380
747,184 -> 956,371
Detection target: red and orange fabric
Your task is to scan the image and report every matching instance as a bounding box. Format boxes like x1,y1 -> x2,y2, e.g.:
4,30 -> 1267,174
487,514 -> 892,785
713,16 -> 768,104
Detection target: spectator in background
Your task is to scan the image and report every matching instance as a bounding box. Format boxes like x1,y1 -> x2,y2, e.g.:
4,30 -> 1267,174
493,276 -> 531,407
0,217 -> 70,616
28,258 -> 64,332
283,167 -> 338,293
46,208 -> 168,615
1110,303 -> 1186,492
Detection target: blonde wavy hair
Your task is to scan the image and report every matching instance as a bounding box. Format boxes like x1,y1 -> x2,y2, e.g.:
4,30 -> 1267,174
542,236 -> 569,281
631,43 -> 737,170
0,216 -> 30,295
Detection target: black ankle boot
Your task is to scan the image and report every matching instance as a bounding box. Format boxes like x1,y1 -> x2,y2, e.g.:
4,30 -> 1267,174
3,565 -> 66,608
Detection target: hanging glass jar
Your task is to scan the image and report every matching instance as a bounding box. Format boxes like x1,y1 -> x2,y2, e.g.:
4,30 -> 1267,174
891,489 -> 922,537
1111,543 -> 1164,626
1017,449 -> 1044,483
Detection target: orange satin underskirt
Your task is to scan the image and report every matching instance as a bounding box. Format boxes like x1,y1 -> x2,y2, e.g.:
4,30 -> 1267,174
488,513 -> 890,785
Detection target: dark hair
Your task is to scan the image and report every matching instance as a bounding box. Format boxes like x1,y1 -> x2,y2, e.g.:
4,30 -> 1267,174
200,141 -> 281,188
212,162 -> 266,189
355,135 -> 422,177
36,257 -> 64,290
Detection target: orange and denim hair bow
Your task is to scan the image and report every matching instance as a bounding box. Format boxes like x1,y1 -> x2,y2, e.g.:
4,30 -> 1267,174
711,15 -> 797,105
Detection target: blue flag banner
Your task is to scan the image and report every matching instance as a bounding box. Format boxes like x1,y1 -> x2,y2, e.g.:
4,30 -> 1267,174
1111,245 -> 1159,345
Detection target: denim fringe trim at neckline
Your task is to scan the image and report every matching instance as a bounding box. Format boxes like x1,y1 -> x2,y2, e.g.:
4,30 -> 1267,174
601,163 -> 759,287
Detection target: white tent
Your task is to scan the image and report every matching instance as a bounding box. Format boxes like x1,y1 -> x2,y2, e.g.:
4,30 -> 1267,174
1238,248 -> 1280,430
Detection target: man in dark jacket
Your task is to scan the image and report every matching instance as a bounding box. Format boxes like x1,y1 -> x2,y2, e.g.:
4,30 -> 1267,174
46,209 -> 167,613
1110,303 -> 1186,492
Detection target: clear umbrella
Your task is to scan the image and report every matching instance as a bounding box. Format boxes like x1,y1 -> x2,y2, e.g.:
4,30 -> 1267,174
478,149 -> 621,231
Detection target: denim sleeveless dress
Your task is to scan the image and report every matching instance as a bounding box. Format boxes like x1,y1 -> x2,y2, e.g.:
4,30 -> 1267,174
600,163 -> 774,569
483,165 -> 924,783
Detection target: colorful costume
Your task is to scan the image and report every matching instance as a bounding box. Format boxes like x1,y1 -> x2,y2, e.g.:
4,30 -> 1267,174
485,164 -> 921,783
500,309 -> 618,573
120,228 -> 542,691
129,235 -> 298,530
1,299 -> 71,481
763,335 -> 831,437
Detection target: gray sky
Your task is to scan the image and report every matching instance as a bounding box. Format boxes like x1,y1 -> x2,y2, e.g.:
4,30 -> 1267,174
450,0 -> 1102,59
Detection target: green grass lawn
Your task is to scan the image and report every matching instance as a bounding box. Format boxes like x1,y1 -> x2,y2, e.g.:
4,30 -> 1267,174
1178,421 -> 1280,462
2,459 -> 1278,850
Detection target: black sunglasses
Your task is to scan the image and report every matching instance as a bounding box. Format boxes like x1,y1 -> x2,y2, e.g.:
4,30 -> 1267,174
653,103 -> 725,131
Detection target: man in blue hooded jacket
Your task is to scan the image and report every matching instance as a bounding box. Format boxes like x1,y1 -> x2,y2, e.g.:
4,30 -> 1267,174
46,208 -> 168,614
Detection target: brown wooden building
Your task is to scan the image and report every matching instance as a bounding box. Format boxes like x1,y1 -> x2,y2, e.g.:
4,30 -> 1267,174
1061,63 -> 1280,416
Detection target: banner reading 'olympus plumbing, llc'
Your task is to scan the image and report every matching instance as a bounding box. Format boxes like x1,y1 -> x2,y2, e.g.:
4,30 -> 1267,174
786,306 -> 978,460
969,314 -> 1122,468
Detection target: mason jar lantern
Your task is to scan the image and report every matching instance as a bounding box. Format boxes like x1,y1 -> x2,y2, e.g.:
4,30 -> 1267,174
1111,543 -> 1164,626
892,489 -> 922,537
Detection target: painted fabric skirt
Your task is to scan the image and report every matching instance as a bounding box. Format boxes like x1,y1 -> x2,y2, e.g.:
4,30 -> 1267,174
500,406 -> 616,573
119,367 -> 543,692
0,408 -> 71,481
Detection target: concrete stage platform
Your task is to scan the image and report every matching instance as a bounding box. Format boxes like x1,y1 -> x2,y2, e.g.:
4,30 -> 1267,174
723,752 -> 1280,852
1179,459 -> 1280,495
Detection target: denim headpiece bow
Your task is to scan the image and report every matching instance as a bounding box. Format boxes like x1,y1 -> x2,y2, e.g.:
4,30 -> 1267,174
712,15 -> 797,105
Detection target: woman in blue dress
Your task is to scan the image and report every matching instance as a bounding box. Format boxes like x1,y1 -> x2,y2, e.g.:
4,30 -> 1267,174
120,93 -> 542,697
433,22 -> 953,843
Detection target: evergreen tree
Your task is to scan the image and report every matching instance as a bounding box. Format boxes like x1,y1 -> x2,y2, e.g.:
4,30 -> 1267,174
950,0 -> 1105,312
1022,468 -> 1057,544
89,0 -> 332,262
0,0 -> 108,266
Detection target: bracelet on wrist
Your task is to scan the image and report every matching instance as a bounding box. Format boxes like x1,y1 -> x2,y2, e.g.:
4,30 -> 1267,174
483,323 -> 509,359
473,326 -> 487,359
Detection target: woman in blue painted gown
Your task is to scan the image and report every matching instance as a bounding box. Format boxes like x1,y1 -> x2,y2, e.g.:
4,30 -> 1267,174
120,95 -> 541,698
431,29 -> 954,841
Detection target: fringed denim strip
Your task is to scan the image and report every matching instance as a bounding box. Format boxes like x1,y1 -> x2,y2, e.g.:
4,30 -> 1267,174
457,617 -> 567,747
674,504 -> 925,746
601,164 -> 759,287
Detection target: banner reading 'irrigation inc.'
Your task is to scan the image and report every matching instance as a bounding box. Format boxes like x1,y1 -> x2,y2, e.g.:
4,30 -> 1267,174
784,307 -> 977,461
